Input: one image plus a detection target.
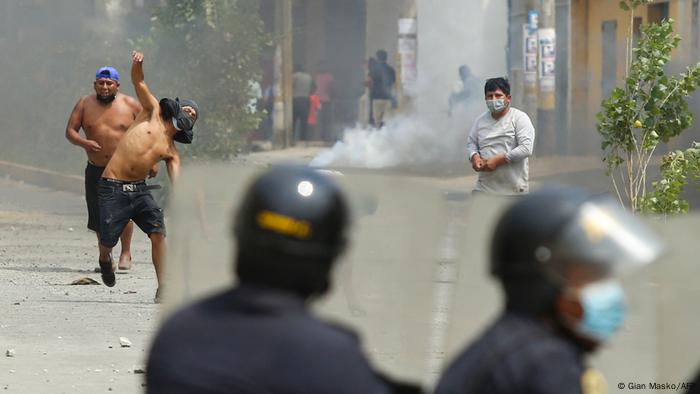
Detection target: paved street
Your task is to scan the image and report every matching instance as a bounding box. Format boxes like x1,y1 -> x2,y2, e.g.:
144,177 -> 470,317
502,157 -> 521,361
1,153 -> 699,393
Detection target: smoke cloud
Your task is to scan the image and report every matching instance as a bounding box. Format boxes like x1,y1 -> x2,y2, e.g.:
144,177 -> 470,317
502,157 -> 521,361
311,0 -> 507,169
310,104 -> 482,168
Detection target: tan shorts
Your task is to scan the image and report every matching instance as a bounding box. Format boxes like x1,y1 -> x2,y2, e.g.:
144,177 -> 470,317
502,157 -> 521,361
372,99 -> 393,126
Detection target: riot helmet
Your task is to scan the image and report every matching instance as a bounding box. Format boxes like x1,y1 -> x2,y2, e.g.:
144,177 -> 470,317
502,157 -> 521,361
233,165 -> 350,298
490,185 -> 663,315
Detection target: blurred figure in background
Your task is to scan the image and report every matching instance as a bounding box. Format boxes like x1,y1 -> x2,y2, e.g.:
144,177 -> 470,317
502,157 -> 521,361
359,57 -> 378,127
435,186 -> 664,394
308,92 -> 322,141
448,65 -> 479,117
292,64 -> 313,143
147,165 -> 421,394
259,73 -> 276,145
314,61 -> 335,142
369,50 -> 396,128
244,79 -> 267,149
65,66 -> 142,272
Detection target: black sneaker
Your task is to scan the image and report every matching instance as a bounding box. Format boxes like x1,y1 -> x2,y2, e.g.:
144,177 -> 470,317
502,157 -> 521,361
99,258 -> 116,287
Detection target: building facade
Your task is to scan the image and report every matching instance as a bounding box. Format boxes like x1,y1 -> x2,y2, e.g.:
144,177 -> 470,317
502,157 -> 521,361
509,0 -> 700,156
262,0 -> 508,146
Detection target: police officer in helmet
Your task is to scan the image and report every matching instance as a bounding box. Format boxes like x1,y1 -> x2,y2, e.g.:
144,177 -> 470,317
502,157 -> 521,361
435,186 -> 664,394
147,165 -> 417,393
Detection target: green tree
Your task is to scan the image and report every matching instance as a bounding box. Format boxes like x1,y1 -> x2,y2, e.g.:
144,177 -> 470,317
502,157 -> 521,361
597,1 -> 700,212
140,0 -> 268,159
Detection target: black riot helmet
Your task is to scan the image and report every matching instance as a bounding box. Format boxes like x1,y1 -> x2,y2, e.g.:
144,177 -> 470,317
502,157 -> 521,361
490,185 -> 663,315
233,165 -> 350,298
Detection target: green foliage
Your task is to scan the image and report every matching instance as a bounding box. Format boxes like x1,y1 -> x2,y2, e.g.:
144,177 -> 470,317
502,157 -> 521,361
596,15 -> 700,211
618,0 -> 654,11
638,142 -> 700,215
140,0 -> 268,159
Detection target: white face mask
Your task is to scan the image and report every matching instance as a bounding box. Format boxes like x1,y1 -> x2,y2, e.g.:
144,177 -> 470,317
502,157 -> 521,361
486,99 -> 507,113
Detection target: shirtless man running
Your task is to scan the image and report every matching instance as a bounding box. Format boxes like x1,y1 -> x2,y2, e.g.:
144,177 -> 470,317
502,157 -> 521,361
66,66 -> 144,271
98,51 -> 199,302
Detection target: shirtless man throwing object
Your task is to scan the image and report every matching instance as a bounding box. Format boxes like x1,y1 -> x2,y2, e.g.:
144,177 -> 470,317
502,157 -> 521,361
98,51 -> 199,302
66,66 -> 143,271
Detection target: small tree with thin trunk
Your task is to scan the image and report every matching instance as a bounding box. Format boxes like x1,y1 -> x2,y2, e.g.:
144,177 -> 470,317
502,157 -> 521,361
597,0 -> 700,211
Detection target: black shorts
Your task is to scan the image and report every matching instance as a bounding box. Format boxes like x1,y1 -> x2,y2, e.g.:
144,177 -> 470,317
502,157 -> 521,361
85,162 -> 105,232
98,178 -> 165,248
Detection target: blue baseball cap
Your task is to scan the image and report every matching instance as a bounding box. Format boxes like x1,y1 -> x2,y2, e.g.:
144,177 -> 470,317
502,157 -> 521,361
95,66 -> 119,82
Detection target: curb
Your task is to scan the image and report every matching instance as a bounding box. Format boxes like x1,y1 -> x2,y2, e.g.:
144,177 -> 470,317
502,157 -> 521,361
0,160 -> 83,195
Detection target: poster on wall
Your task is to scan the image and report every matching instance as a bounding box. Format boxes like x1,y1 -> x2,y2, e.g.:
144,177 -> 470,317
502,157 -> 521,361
523,25 -> 538,86
398,18 -> 418,96
538,27 -> 556,92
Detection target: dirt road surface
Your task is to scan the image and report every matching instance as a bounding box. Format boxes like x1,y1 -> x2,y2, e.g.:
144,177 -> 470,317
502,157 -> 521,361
0,177 -> 157,393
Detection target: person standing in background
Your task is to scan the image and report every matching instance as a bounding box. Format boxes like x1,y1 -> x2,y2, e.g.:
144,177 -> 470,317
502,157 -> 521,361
360,57 -> 378,127
313,61 -> 334,142
369,50 -> 396,128
449,65 -> 480,117
308,93 -> 322,141
292,64 -> 313,143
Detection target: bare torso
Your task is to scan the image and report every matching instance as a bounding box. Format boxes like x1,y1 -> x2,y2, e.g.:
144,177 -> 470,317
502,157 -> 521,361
80,94 -> 140,166
103,113 -> 176,181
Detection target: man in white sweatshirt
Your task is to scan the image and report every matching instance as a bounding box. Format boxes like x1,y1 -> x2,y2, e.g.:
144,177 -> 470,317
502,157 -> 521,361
467,77 -> 535,194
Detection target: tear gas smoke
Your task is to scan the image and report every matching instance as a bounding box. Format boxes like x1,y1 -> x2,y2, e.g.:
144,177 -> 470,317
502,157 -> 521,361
310,105 -> 482,168
311,0 -> 507,169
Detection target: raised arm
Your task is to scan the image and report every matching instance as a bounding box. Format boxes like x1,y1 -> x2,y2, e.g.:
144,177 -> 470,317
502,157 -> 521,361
131,51 -> 159,114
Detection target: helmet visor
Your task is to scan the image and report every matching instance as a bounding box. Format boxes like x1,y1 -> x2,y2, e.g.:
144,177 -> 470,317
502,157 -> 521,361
554,196 -> 665,272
